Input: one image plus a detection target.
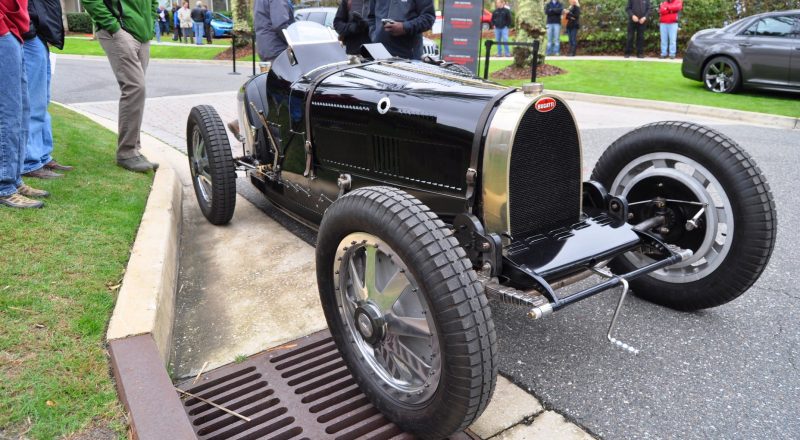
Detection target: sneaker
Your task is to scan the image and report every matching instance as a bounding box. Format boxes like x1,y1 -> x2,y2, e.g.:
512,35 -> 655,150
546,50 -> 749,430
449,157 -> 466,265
23,168 -> 63,179
0,192 -> 44,209
17,183 -> 49,198
45,159 -> 74,171
669,55 -> 676,59
117,155 -> 160,173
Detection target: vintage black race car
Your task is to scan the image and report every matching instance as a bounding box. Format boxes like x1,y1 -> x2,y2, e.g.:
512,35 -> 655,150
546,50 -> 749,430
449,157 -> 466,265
186,22 -> 777,439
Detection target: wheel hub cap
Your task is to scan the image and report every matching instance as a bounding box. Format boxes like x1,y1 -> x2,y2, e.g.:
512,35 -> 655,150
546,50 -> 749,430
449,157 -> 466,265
354,303 -> 385,345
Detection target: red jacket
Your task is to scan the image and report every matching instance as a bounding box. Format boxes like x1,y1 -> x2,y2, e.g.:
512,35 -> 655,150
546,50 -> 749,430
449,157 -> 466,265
659,0 -> 682,24
0,0 -> 28,42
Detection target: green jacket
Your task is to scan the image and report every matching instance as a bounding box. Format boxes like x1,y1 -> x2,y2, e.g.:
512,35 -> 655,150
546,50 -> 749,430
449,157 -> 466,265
80,0 -> 157,43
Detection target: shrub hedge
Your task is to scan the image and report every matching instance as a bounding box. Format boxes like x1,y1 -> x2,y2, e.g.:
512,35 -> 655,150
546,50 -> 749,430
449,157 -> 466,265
66,12 -> 93,34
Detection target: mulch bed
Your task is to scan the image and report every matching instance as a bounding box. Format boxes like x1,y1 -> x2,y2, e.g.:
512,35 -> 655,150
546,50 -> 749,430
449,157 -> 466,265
491,63 -> 566,80
214,44 -> 255,60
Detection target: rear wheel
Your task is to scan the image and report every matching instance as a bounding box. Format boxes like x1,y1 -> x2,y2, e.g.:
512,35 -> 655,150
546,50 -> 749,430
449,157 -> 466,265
187,105 -> 236,225
703,56 -> 741,93
591,122 -> 776,310
316,186 -> 497,439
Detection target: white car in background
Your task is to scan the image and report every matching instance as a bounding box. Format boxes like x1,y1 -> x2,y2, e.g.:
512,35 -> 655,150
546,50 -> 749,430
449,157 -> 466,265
293,6 -> 440,59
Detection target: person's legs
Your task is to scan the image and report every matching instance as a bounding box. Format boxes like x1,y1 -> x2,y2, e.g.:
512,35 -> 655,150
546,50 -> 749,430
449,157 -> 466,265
22,37 -> 51,175
97,29 -> 155,170
636,23 -> 645,57
553,24 -> 561,55
155,20 -> 161,42
546,24 -> 555,55
568,27 -> 577,56
625,20 -> 635,56
668,23 -> 678,57
205,23 -> 212,44
494,27 -> 502,56
501,27 -> 510,56
0,34 -> 24,197
194,22 -> 203,45
659,23 -> 667,57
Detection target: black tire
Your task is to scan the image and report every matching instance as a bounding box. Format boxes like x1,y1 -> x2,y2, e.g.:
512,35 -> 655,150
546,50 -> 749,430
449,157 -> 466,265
591,121 -> 776,311
187,105 -> 236,225
703,56 -> 741,93
316,186 -> 497,439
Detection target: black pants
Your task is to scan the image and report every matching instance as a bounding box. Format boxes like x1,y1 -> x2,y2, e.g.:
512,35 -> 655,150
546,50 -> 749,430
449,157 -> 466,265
626,21 -> 647,56
567,27 -> 578,56
204,23 -> 213,44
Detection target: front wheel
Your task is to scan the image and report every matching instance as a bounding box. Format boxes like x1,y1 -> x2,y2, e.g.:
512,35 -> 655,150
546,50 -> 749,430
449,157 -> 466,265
591,122 -> 776,311
703,56 -> 741,93
187,105 -> 236,225
316,186 -> 497,439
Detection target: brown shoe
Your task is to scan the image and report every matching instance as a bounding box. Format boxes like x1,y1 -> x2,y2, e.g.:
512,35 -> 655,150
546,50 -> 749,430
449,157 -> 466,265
45,159 -> 74,171
23,168 -> 63,179
0,192 -> 44,209
17,183 -> 50,198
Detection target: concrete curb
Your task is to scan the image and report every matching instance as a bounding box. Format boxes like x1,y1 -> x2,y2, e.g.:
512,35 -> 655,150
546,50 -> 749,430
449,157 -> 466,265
106,168 -> 182,362
551,89 -> 800,130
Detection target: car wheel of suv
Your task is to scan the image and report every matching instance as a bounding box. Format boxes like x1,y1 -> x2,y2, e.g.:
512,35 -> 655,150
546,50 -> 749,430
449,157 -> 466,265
316,186 -> 497,439
591,122 -> 776,311
703,56 -> 741,93
187,105 -> 236,225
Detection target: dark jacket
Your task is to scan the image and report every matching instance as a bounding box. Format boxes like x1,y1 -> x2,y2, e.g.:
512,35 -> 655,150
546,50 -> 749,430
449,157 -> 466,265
565,4 -> 579,30
190,5 -> 204,22
491,7 -> 511,29
368,0 -> 434,59
545,0 -> 563,25
625,0 -> 650,19
22,0 -> 64,49
333,0 -> 370,55
254,0 -> 294,61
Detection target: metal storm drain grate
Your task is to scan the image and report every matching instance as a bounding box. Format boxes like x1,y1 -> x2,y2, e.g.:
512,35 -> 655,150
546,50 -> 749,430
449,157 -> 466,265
177,330 -> 476,440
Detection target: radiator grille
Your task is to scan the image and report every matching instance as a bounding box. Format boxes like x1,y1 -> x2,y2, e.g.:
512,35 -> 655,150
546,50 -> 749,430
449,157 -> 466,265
508,98 -> 581,236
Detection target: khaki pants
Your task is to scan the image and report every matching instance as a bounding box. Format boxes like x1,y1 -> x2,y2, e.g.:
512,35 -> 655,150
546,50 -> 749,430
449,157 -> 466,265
97,29 -> 150,160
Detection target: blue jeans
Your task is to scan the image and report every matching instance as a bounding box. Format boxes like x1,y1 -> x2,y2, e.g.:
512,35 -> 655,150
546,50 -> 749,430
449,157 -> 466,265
546,23 -> 561,55
0,33 -> 29,197
660,22 -> 678,57
193,21 -> 204,44
494,27 -> 510,56
154,20 -> 161,42
23,36 -> 53,174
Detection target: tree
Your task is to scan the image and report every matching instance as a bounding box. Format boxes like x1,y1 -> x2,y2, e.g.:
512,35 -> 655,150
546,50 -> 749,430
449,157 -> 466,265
512,0 -> 546,68
232,0 -> 254,34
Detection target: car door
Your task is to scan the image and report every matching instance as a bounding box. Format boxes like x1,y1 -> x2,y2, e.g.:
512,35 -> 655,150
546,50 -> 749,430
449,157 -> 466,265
790,15 -> 800,87
737,15 -> 795,86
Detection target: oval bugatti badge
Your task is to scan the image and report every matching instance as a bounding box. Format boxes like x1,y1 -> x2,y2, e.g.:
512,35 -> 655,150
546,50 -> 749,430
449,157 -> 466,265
534,97 -> 557,113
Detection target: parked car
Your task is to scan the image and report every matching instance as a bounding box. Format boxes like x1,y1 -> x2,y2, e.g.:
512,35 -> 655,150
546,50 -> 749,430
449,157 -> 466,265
682,10 -> 800,93
293,6 -> 439,59
187,21 -> 776,440
209,12 -> 233,38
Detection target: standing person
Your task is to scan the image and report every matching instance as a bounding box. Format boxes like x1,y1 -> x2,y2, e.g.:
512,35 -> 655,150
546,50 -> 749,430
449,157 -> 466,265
22,0 -> 73,181
658,0 -> 681,59
80,0 -> 160,172
253,0 -> 294,62
157,5 -> 168,40
172,3 -> 181,40
178,1 -> 192,43
565,0 -> 579,57
153,5 -> 162,42
544,0 -> 563,56
0,0 -> 45,208
367,0 -> 434,59
333,0 -> 370,55
491,0 -> 511,57
203,5 -> 212,44
625,0 -> 650,58
190,1 -> 204,44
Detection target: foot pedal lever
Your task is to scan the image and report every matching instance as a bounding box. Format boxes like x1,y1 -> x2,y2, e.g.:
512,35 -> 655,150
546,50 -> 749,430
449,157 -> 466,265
591,268 -> 640,355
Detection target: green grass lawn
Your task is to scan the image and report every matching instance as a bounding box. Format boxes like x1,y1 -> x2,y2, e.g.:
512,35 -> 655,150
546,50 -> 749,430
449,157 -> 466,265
0,105 -> 154,439
54,36 -> 227,60
486,59 -> 800,118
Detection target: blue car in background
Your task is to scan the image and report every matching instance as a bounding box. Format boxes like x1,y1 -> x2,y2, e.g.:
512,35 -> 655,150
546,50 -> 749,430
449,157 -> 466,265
210,12 -> 233,37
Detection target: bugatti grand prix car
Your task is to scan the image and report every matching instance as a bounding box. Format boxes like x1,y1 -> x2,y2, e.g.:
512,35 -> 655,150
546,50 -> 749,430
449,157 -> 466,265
187,22 -> 776,439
